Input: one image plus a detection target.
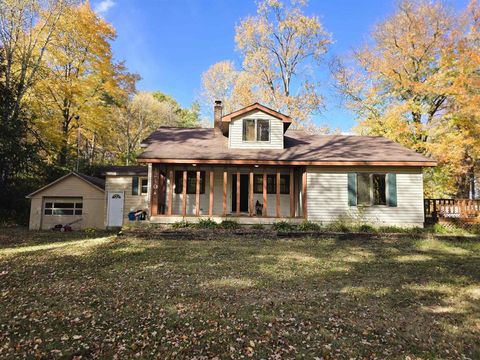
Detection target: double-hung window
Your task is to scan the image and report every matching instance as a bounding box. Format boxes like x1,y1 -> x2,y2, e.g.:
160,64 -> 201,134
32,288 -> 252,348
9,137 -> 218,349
242,119 -> 270,142
349,173 -> 394,206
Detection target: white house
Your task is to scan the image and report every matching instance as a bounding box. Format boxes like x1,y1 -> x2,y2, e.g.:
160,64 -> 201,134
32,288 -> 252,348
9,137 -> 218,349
28,102 -> 436,230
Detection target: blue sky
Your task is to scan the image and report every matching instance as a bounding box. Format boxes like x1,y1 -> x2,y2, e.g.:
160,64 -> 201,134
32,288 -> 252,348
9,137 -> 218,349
94,0 -> 468,132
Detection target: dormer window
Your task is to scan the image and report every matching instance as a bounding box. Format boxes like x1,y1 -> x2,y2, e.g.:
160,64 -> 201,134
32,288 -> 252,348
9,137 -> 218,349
242,119 -> 270,142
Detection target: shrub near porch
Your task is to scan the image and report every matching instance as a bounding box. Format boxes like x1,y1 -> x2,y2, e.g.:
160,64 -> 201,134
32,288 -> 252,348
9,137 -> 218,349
0,228 -> 478,359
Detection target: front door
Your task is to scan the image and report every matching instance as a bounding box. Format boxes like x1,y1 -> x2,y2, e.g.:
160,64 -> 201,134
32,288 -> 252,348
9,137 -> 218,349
107,191 -> 124,227
231,174 -> 249,213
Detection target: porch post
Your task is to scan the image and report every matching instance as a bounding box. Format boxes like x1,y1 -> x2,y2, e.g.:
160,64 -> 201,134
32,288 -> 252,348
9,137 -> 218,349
263,172 -> 267,217
276,169 -> 281,218
150,164 -> 159,216
195,170 -> 200,216
209,170 -> 214,216
290,168 -> 295,218
249,169 -> 254,216
236,170 -> 240,214
182,169 -> 187,217
223,169 -> 227,216
302,168 -> 308,219
168,168 -> 173,215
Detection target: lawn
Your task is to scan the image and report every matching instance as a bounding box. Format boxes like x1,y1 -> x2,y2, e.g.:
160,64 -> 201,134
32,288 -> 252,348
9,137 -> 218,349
0,228 -> 479,359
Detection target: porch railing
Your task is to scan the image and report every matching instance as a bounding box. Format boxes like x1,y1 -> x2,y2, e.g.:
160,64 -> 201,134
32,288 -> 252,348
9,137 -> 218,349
424,198 -> 480,220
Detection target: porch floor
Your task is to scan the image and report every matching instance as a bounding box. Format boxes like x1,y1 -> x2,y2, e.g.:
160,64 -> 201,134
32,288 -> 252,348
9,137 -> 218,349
149,215 -> 304,225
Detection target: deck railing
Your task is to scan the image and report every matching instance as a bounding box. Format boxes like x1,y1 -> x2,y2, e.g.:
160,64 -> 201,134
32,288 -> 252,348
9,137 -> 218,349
424,198 -> 480,220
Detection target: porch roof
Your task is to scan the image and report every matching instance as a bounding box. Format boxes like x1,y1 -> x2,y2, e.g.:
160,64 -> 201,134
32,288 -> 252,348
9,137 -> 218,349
138,128 -> 436,166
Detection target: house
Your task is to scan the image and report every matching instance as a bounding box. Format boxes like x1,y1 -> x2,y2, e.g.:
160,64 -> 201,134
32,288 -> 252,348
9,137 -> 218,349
28,101 -> 436,230
27,172 -> 106,230
27,166 -> 149,230
132,101 -> 436,227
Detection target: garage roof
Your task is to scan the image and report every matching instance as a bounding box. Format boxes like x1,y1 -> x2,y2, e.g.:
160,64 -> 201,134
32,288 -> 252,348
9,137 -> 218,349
26,172 -> 105,198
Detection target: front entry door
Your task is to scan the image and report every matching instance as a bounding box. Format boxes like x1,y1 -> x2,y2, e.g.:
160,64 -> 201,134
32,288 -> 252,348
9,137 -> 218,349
107,191 -> 124,227
231,174 -> 249,213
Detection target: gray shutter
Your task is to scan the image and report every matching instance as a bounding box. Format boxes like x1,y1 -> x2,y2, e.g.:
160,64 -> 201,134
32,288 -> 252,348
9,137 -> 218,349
132,176 -> 139,196
348,173 -> 357,206
387,173 -> 397,207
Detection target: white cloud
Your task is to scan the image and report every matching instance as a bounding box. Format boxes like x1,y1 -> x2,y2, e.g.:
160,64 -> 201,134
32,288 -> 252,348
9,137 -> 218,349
94,0 -> 116,15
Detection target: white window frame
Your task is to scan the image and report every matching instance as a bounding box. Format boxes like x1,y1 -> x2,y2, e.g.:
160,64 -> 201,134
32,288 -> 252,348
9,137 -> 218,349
242,118 -> 271,143
140,177 -> 148,195
44,198 -> 83,216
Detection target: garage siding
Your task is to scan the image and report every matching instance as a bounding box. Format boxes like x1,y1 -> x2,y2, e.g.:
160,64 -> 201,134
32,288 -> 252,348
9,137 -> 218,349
306,166 -> 425,227
28,175 -> 105,230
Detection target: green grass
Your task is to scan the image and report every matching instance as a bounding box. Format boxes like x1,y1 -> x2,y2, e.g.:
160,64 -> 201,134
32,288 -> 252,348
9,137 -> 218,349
0,228 -> 479,359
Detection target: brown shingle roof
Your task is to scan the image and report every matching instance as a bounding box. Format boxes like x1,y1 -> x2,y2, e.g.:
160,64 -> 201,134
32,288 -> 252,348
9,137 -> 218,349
100,165 -> 148,176
75,172 -> 106,190
138,128 -> 435,166
26,172 -> 105,198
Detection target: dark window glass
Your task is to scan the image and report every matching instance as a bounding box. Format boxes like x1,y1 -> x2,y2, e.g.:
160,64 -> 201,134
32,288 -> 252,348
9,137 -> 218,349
257,119 -> 270,141
372,174 -> 386,205
253,174 -> 290,194
141,178 -> 148,195
44,200 -> 82,216
55,203 -> 74,208
357,173 -> 371,206
175,171 -> 205,194
243,119 -> 255,141
254,175 -> 263,193
266,175 -> 275,193
175,171 -> 183,194
53,209 -> 74,215
280,174 -> 290,194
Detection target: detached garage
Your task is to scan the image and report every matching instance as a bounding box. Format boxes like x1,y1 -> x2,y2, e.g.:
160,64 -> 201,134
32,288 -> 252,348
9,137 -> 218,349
27,172 -> 105,230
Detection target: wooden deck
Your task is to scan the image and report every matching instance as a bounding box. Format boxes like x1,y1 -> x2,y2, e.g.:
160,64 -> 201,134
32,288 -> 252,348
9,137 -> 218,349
424,199 -> 480,223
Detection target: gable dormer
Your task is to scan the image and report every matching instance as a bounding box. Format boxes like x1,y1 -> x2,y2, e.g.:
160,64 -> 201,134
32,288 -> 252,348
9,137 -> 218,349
215,102 -> 292,150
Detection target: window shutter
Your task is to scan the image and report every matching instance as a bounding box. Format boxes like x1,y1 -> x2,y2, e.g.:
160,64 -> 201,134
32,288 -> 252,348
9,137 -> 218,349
348,173 -> 357,206
132,176 -> 139,195
387,173 -> 397,207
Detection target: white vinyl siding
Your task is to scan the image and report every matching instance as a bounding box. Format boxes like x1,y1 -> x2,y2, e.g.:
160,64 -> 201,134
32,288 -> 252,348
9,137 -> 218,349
306,166 -> 424,227
228,110 -> 284,149
105,175 -> 149,223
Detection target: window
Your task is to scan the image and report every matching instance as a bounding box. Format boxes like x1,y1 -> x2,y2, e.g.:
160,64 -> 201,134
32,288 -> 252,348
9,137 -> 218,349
254,175 -> 263,193
357,173 -> 371,206
174,171 -> 205,194
140,178 -> 148,195
253,174 -> 290,194
279,175 -> 290,194
356,173 -> 387,206
132,176 -> 148,196
257,119 -> 270,141
44,199 -> 83,216
242,119 -> 270,142
243,119 -> 255,141
372,174 -> 386,205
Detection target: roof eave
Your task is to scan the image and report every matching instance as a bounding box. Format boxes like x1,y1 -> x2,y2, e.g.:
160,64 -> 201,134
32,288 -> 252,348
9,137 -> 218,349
136,158 -> 437,167
26,172 -> 105,199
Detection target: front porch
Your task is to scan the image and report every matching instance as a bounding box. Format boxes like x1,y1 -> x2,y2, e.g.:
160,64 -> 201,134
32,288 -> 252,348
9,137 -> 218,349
149,164 -> 308,224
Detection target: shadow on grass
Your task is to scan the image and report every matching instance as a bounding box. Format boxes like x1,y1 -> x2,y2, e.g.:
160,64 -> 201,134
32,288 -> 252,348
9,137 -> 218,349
0,232 -> 478,359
